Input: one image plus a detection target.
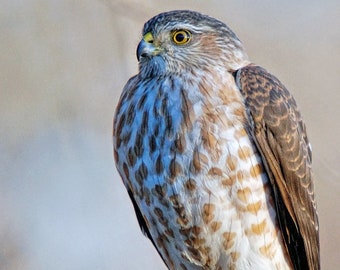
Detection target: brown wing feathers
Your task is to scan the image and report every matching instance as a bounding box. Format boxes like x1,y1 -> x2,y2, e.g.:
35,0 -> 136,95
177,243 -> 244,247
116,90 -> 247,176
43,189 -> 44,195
234,65 -> 319,270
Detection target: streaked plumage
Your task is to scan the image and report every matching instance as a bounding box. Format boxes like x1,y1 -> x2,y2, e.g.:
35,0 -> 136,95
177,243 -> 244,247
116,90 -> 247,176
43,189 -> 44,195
113,10 -> 319,270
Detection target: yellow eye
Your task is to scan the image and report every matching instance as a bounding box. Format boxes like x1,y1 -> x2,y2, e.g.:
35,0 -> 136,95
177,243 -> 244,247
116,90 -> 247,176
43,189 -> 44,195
172,30 -> 192,45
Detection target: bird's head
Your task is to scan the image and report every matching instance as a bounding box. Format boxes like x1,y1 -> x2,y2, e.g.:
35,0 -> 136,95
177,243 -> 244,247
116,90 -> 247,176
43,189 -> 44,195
137,10 -> 249,78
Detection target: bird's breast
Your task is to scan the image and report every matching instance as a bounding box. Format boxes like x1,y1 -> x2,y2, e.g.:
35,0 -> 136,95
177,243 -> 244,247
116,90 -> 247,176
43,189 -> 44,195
114,74 -> 291,269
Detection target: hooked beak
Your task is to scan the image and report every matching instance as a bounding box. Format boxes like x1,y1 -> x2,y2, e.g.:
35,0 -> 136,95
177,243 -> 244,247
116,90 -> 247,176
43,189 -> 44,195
136,39 -> 162,61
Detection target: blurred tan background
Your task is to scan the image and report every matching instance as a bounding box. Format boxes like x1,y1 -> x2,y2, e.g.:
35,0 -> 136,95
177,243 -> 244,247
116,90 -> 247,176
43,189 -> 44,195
1,1 -> 339,269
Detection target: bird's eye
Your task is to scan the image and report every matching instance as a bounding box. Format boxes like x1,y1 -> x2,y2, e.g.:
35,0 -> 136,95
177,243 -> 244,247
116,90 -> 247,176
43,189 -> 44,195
172,30 -> 192,45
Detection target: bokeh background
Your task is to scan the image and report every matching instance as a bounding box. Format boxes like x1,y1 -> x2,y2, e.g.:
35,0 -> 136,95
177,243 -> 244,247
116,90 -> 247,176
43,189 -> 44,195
1,1 -> 339,269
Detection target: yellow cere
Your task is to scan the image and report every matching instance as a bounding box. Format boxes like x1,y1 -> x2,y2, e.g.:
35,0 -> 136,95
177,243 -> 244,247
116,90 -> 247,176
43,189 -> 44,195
143,32 -> 154,43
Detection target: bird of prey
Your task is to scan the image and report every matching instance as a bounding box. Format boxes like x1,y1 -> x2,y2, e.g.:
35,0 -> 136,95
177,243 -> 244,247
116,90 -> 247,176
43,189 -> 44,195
113,10 -> 319,270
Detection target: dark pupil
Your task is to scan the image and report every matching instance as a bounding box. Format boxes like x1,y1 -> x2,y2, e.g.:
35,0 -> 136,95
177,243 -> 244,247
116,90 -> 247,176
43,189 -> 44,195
175,32 -> 185,42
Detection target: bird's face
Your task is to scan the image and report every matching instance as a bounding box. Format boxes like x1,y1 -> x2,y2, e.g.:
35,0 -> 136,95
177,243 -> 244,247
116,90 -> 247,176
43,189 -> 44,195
137,10 -> 249,78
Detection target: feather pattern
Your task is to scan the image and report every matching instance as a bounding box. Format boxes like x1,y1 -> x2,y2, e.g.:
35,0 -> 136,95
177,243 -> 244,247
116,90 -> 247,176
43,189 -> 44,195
234,65 -> 319,270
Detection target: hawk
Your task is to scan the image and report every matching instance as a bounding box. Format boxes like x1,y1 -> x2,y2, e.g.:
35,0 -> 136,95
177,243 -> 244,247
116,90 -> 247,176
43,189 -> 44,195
113,10 -> 319,270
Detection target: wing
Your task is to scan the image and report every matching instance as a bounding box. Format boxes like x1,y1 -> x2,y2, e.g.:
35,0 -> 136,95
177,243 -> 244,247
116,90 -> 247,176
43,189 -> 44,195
127,189 -> 168,267
234,65 -> 319,270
